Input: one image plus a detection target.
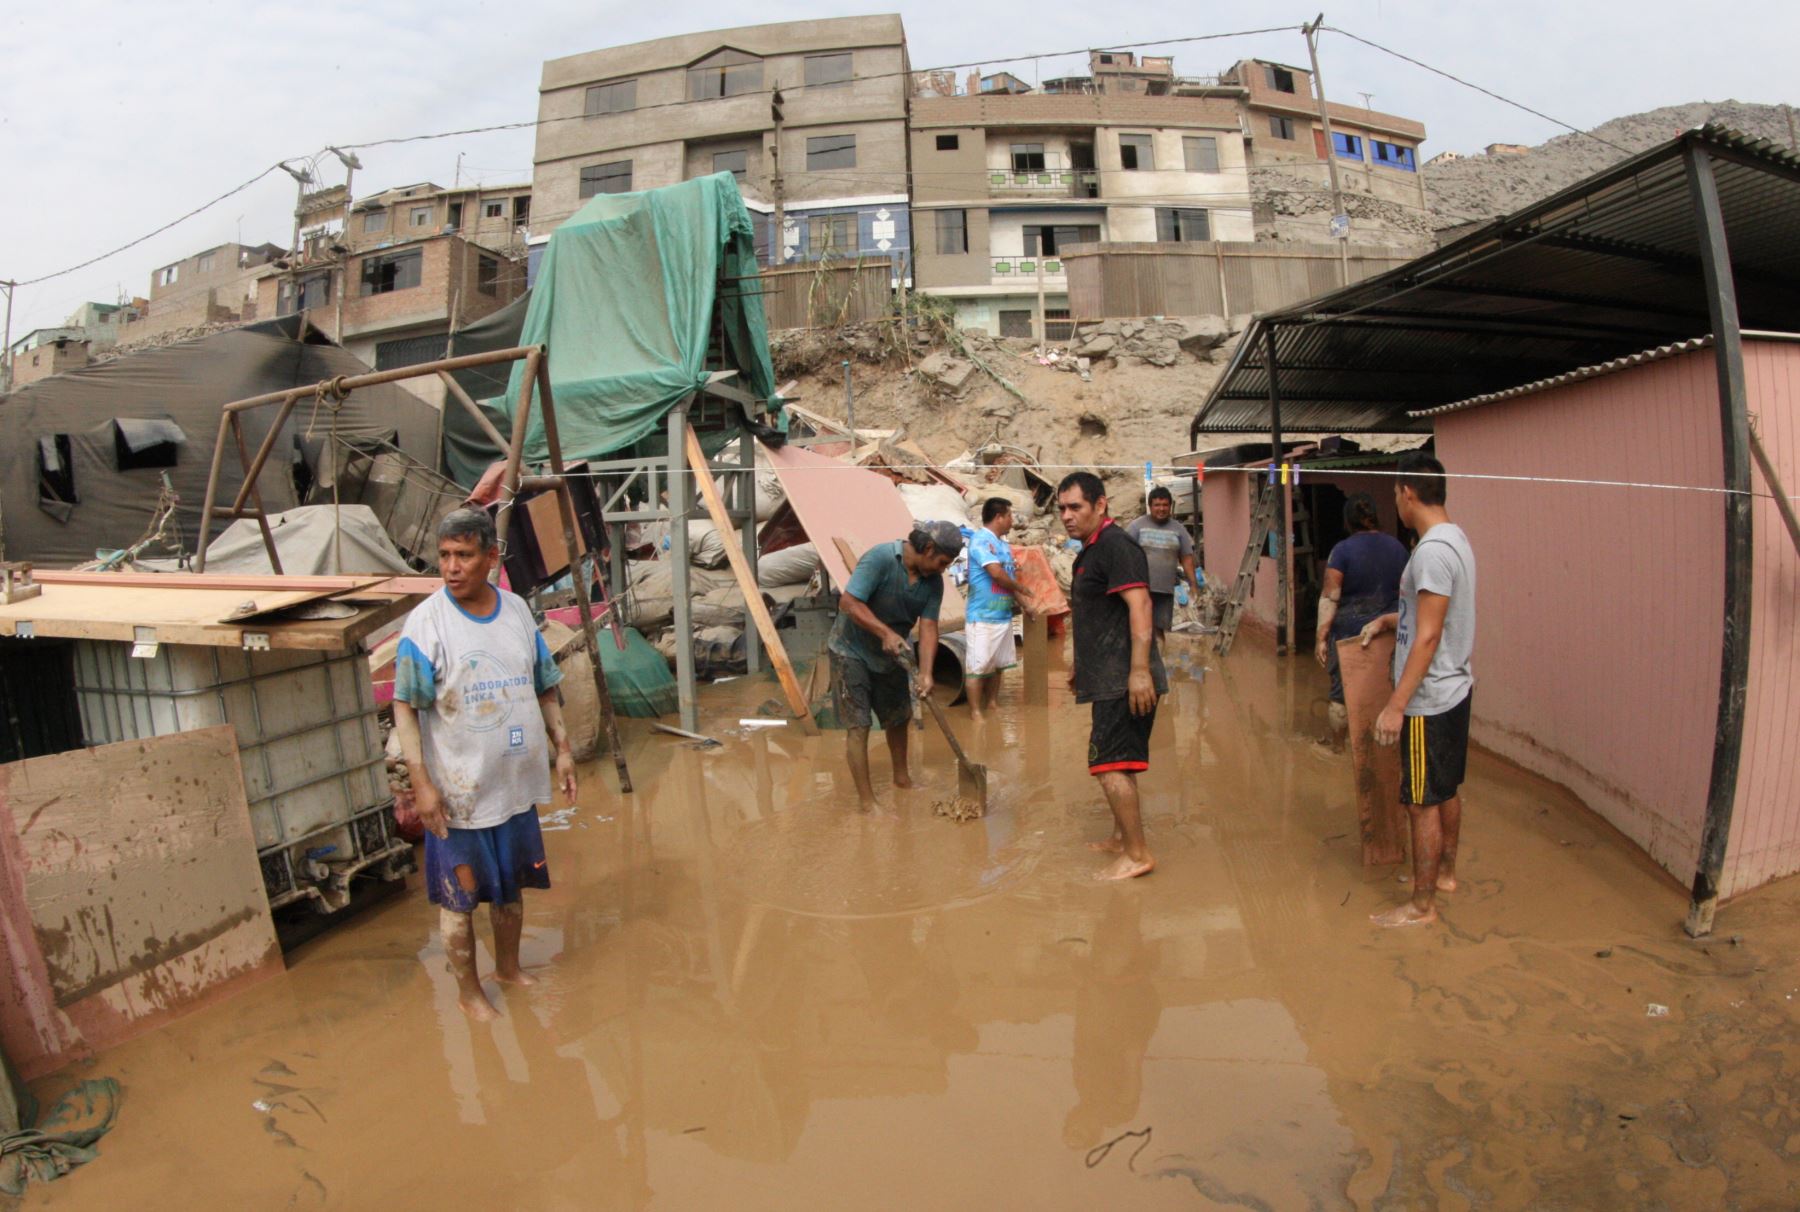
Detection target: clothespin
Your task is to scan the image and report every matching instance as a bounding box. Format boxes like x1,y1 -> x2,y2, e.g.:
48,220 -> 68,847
1267,464 -> 1277,486
1279,462 -> 1290,486
1292,463 -> 1301,486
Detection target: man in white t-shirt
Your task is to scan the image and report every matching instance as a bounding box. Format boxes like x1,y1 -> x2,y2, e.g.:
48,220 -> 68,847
392,509 -> 577,1021
1360,452 -> 1477,929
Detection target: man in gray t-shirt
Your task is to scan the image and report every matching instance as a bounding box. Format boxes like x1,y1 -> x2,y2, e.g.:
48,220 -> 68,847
1360,452 -> 1476,929
1126,487 -> 1200,639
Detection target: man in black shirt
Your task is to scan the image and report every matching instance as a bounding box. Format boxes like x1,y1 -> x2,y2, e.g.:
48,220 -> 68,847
1058,472 -> 1167,879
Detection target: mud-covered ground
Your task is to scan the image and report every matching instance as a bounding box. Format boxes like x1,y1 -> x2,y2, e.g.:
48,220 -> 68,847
31,637 -> 1800,1210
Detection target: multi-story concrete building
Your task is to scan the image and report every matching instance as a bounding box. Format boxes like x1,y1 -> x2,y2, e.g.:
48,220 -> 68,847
908,92 -> 1251,336
346,181 -> 533,257
115,242 -> 286,344
260,180 -> 529,411
533,16 -> 912,280
1218,58 -> 1429,221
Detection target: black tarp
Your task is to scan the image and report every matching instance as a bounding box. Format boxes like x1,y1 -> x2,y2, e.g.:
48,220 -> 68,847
0,316 -> 440,567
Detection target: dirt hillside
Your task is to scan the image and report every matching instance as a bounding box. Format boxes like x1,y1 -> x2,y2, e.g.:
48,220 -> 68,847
1424,100 -> 1799,227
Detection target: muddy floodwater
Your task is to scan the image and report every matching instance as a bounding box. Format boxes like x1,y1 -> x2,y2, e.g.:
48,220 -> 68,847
33,637 -> 1800,1209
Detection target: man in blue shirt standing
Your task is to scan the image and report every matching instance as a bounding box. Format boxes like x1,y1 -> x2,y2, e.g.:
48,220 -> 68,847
963,497 -> 1036,721
829,521 -> 961,807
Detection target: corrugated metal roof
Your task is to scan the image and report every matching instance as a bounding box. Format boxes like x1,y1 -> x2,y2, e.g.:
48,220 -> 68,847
1408,337 -> 1714,417
1190,125 -> 1800,442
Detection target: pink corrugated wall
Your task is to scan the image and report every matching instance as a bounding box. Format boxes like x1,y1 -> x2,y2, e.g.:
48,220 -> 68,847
1201,472 -> 1278,633
1434,348 -> 1725,886
1721,341 -> 1800,897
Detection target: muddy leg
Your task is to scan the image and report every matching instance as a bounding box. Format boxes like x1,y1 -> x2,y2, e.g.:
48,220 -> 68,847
440,907 -> 498,1022
846,727 -> 876,807
1373,804 -> 1441,927
1093,771 -> 1154,880
491,901 -> 536,986
965,673 -> 985,722
1436,795 -> 1462,891
886,720 -> 913,789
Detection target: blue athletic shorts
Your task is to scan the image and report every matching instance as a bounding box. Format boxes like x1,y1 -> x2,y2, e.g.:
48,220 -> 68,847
424,809 -> 551,912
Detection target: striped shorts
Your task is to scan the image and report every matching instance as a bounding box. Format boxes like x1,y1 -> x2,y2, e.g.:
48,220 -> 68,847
1399,692 -> 1472,807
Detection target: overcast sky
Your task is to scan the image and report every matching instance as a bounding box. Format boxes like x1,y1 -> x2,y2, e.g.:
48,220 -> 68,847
3,0 -> 1795,336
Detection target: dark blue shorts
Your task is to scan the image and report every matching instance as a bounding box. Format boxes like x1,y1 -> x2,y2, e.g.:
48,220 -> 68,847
424,810 -> 551,912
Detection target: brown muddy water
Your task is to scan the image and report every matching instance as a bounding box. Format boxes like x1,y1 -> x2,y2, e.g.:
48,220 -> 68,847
31,637 -> 1800,1209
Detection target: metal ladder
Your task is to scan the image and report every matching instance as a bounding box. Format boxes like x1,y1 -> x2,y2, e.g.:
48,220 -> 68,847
1214,480 -> 1281,658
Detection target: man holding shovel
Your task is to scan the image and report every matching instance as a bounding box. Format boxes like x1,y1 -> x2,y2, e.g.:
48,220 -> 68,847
829,521 -> 961,807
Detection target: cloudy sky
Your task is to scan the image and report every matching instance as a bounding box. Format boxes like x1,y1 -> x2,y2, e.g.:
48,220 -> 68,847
2,0 -> 1795,336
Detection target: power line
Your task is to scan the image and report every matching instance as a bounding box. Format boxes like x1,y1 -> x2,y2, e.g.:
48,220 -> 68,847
1321,26 -> 1632,155
14,164 -> 285,287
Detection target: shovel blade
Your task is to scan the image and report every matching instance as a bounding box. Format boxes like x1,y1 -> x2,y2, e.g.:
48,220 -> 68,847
958,760 -> 990,814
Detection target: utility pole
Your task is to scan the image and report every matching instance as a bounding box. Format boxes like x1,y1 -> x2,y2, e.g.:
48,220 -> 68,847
1301,15 -> 1351,285
327,147 -> 361,344
770,86 -> 787,265
1,280 -> 14,395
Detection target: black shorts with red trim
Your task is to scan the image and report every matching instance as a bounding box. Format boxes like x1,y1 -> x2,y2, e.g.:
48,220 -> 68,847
1088,695 -> 1156,775
1399,691 -> 1472,806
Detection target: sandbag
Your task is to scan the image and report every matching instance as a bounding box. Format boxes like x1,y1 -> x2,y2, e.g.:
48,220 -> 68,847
688,521 -> 729,569
757,542 -> 820,588
897,482 -> 974,527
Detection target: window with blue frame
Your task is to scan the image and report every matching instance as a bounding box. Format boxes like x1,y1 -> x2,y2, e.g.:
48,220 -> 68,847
1372,140 -> 1417,171
1332,132 -> 1364,160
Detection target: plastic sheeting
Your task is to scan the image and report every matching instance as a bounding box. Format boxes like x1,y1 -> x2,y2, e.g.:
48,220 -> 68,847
491,174 -> 782,467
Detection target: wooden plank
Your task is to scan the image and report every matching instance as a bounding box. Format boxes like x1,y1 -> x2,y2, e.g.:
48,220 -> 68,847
0,726 -> 282,1079
35,571 -> 385,592
0,585 -> 416,651
1339,633 -> 1407,867
683,422 -> 820,735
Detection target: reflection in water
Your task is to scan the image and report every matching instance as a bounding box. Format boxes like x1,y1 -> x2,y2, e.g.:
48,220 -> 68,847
1063,889 -> 1160,1149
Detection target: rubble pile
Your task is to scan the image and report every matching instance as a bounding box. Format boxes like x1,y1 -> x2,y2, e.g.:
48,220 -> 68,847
1070,316 -> 1240,369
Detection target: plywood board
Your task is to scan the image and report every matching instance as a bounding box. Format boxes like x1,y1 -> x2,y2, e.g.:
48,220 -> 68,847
1339,633 -> 1407,867
0,583 -> 420,650
762,440 -> 920,591
0,726 -> 282,1078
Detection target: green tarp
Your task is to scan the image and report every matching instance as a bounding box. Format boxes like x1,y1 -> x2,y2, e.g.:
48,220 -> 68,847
491,173 -> 781,470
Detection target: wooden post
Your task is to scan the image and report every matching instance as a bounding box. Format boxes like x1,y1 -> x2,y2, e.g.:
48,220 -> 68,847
1265,324 -> 1289,654
683,420 -> 819,735
535,360 -> 633,794
229,414 -> 285,576
493,348 -> 542,548
1022,612 -> 1049,706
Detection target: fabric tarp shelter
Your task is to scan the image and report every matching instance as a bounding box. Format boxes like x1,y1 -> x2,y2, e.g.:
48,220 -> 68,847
147,505 -> 414,575
0,317 -> 441,568
489,173 -> 783,468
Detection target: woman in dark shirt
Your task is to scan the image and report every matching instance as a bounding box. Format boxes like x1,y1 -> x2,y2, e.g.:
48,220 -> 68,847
1315,494 -> 1409,748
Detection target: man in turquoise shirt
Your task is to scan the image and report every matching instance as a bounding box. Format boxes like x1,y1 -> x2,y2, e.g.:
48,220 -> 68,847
829,521 -> 960,806
963,497 -> 1036,720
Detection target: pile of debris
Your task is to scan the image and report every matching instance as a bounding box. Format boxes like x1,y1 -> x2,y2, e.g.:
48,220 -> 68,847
1069,316 -> 1241,368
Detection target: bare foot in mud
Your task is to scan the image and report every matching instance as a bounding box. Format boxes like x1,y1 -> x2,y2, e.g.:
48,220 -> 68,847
1398,873 -> 1458,892
893,773 -> 916,791
1370,903 -> 1438,928
495,968 -> 539,987
459,991 -> 501,1022
1086,837 -> 1125,854
1094,854 -> 1155,880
